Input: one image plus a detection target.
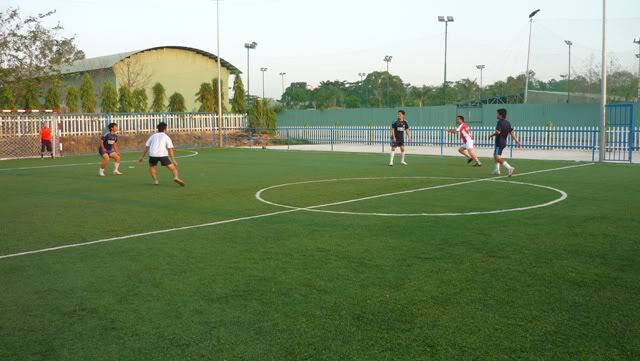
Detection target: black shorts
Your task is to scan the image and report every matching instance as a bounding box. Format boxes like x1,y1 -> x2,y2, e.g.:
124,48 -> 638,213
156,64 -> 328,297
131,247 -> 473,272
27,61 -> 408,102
391,139 -> 405,147
149,156 -> 172,167
41,140 -> 52,152
494,144 -> 506,156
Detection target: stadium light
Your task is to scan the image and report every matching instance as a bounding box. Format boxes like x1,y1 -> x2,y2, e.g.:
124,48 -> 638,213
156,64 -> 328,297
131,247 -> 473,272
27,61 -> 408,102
524,9 -> 541,104
475,65 -> 485,103
438,15 -> 454,101
279,72 -> 286,97
383,55 -> 392,73
564,40 -> 573,103
244,41 -> 258,100
598,0 -> 606,162
260,67 -> 268,101
215,0 -> 223,148
358,72 -> 367,107
634,37 -> 640,101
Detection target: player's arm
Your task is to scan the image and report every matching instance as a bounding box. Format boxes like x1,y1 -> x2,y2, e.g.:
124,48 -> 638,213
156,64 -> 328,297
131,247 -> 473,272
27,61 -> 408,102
510,130 -> 522,147
138,146 -> 149,163
168,147 -> 178,166
489,129 -> 501,139
390,127 -> 396,142
405,127 -> 410,141
99,136 -> 107,152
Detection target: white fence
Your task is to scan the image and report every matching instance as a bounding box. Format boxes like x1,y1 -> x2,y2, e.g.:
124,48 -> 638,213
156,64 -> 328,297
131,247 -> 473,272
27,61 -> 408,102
0,113 -> 247,137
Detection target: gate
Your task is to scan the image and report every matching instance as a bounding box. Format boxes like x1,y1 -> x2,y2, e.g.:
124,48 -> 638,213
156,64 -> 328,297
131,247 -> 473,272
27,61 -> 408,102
604,104 -> 634,162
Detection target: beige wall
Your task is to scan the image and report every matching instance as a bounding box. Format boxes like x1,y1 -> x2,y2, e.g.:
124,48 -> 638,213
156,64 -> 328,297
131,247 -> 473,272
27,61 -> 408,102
112,48 -> 233,112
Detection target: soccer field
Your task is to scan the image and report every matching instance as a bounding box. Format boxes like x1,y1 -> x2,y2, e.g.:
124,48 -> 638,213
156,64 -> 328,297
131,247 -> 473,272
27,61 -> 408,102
1,148 -> 639,360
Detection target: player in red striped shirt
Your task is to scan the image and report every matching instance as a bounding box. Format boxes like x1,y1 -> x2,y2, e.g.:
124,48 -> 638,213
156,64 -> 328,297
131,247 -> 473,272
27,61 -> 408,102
446,115 -> 481,167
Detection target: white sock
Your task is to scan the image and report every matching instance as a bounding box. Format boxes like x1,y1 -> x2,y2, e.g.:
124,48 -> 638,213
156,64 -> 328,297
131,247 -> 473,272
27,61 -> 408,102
503,162 -> 513,170
114,163 -> 120,171
390,150 -> 395,164
401,152 -> 405,162
494,163 -> 500,173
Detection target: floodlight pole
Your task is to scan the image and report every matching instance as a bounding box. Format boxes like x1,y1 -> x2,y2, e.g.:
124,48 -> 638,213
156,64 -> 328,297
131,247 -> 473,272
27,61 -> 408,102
524,9 -> 540,104
634,37 -> 640,101
599,0 -> 607,162
565,40 -> 573,103
476,65 -> 485,103
260,67 -> 267,101
244,41 -> 257,103
358,72 -> 366,107
216,0 -> 223,148
438,16 -> 454,104
383,56 -> 392,107
279,72 -> 286,97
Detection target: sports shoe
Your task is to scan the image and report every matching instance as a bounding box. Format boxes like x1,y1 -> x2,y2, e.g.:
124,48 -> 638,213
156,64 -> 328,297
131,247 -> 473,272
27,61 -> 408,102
467,158 -> 473,164
174,178 -> 186,187
153,179 -> 159,185
388,163 -> 393,166
98,169 -> 105,177
113,170 -> 123,175
508,168 -> 516,177
491,170 -> 500,176
401,161 -> 407,166
473,163 -> 482,167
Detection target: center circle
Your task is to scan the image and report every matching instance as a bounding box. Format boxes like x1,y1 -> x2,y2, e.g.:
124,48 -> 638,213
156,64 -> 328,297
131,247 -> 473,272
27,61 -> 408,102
255,176 -> 568,217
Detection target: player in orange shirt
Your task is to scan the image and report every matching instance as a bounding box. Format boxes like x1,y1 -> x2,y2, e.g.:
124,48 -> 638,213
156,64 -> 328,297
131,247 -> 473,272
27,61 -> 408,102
40,123 -> 54,159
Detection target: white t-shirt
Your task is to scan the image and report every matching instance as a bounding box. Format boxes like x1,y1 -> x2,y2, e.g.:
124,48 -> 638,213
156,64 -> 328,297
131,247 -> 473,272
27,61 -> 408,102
145,132 -> 174,157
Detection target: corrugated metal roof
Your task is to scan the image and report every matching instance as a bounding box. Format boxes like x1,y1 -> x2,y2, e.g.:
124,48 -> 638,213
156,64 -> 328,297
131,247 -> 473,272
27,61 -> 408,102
60,46 -> 241,75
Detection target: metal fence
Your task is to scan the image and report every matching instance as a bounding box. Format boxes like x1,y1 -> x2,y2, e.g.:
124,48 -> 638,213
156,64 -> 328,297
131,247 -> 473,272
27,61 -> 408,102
271,126 -> 640,162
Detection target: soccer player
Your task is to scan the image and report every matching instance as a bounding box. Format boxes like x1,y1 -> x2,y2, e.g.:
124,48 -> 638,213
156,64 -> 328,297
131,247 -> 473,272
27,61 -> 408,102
39,122 -> 54,159
489,108 -> 521,177
137,122 -> 185,186
445,115 -> 481,166
389,110 -> 410,166
98,122 -> 122,176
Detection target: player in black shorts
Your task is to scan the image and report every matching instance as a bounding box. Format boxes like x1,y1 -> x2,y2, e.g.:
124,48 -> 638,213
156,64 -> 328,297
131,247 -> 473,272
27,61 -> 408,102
98,122 -> 122,176
389,110 -> 410,166
489,109 -> 521,176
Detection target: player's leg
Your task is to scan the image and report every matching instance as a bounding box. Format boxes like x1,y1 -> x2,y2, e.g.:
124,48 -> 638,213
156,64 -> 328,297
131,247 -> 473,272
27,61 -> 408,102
162,157 -> 185,186
46,141 -> 53,159
400,144 -> 407,165
492,147 -> 502,175
389,144 -> 397,166
468,147 -> 481,166
149,164 -> 159,185
41,142 -> 45,159
99,153 -> 109,176
111,153 -> 122,175
458,146 -> 470,158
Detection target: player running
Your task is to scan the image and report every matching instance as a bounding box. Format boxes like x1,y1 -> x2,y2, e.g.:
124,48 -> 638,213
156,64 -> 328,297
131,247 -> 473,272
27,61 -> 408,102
40,122 -> 54,159
98,122 -> 122,176
389,110 -> 410,166
489,108 -> 521,177
138,122 -> 185,186
445,115 -> 481,166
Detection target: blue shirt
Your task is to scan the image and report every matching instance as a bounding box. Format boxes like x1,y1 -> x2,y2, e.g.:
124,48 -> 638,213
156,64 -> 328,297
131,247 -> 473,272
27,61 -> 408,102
495,120 -> 513,146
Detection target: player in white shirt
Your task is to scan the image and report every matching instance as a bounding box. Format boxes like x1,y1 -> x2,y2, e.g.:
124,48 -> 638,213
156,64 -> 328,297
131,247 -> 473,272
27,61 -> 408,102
137,122 -> 185,186
445,115 -> 481,167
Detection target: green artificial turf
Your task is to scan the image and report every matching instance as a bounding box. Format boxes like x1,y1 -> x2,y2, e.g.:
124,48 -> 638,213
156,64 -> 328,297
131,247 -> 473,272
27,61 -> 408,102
0,148 -> 638,360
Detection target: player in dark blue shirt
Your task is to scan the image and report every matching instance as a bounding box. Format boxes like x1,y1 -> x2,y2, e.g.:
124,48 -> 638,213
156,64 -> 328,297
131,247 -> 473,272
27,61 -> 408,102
98,122 -> 122,176
489,108 -> 521,176
389,110 -> 410,166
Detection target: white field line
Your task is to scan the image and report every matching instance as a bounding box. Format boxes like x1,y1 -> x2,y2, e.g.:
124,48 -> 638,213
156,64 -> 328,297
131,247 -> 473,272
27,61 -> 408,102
0,150 -> 199,172
0,162 -> 594,260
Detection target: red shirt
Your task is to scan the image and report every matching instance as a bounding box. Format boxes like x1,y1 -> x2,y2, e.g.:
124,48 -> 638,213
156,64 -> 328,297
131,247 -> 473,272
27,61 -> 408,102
455,122 -> 473,144
40,127 -> 52,141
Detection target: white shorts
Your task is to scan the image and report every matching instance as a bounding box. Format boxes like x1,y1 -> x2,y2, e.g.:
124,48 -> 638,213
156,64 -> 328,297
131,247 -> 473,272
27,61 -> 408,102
462,140 -> 474,149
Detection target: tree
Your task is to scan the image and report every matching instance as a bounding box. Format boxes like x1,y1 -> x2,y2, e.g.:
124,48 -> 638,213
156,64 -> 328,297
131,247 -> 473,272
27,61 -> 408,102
0,8 -> 84,108
23,81 -> 40,110
282,82 -> 311,109
150,82 -> 166,112
65,87 -> 79,113
118,86 -> 133,113
0,86 -> 15,109
231,75 -> 246,113
44,82 -> 61,109
212,78 -> 227,113
312,82 -> 344,109
100,81 -> 118,113
249,98 -> 276,129
195,82 -> 214,112
80,73 -> 96,112
114,57 -> 152,89
168,92 -> 186,112
132,88 -> 148,113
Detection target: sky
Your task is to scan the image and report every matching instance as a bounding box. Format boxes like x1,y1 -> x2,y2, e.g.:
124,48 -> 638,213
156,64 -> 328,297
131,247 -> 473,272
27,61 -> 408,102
7,0 -> 640,98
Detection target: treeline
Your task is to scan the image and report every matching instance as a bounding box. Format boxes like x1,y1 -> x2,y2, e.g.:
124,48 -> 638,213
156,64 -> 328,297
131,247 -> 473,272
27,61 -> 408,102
281,65 -> 639,110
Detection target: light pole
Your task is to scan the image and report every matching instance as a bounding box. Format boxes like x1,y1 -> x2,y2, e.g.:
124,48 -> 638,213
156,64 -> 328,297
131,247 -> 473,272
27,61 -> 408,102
524,9 -> 541,104
383,56 -> 392,107
260,67 -> 268,101
564,40 -> 573,103
358,72 -> 366,107
598,0 -> 607,162
244,41 -> 257,100
476,65 -> 485,103
215,0 -> 223,147
279,72 -> 286,97
438,16 -> 454,103
634,37 -> 640,101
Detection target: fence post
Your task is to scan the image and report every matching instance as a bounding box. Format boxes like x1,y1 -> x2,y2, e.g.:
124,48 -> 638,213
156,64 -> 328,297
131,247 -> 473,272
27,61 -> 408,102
287,128 -> 290,150
331,126 -> 334,151
439,128 -> 444,156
